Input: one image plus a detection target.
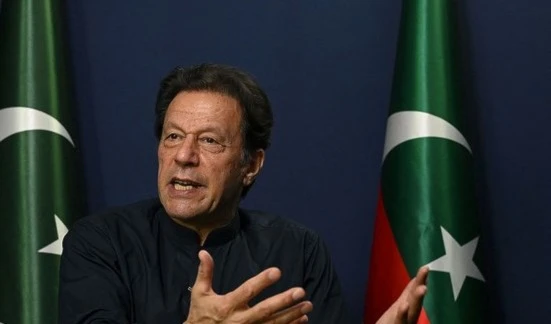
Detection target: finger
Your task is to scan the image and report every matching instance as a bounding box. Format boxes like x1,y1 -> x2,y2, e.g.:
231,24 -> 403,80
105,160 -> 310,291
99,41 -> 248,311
266,301 -> 313,324
192,250 -> 215,294
396,277 -> 416,305
406,267 -> 429,323
244,287 -> 306,322
406,286 -> 426,323
399,266 -> 428,302
288,315 -> 309,324
415,266 -> 429,285
224,267 -> 282,305
397,302 -> 409,324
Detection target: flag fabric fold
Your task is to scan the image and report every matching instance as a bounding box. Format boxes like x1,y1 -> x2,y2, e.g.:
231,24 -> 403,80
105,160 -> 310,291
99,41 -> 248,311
0,1 -> 84,323
364,0 -> 487,323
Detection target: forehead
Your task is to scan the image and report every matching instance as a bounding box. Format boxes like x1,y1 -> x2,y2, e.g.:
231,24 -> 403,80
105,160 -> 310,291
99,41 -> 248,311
164,91 -> 242,132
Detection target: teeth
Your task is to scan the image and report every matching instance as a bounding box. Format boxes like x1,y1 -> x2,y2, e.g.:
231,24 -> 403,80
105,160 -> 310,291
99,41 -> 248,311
174,183 -> 195,191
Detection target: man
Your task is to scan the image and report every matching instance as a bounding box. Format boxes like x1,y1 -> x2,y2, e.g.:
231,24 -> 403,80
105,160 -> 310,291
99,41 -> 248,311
59,64 -> 427,323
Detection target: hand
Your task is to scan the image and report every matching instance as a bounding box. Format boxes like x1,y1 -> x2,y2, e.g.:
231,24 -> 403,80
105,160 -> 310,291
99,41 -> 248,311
184,250 -> 313,324
376,266 -> 429,324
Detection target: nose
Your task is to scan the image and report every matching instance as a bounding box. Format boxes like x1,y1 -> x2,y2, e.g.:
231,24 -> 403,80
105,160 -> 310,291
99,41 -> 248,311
174,135 -> 199,166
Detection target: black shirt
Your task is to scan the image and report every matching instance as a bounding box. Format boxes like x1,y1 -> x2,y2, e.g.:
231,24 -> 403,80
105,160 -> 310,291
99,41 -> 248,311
59,199 -> 349,323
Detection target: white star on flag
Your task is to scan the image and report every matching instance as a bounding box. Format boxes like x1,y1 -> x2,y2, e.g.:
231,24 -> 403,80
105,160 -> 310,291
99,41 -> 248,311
426,226 -> 485,300
38,214 -> 68,256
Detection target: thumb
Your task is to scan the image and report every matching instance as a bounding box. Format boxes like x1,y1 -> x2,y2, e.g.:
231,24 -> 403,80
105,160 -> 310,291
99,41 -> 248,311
193,250 -> 214,294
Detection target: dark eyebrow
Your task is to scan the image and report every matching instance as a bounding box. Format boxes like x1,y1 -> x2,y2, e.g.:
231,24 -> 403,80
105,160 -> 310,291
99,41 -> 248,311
163,121 -> 232,140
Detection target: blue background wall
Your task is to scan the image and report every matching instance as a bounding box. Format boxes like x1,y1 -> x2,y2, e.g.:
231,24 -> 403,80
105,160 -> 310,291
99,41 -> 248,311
65,1 -> 551,322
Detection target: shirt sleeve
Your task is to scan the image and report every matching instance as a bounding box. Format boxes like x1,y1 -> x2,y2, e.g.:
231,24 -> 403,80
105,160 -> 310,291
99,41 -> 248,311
58,219 -> 133,324
303,233 -> 350,323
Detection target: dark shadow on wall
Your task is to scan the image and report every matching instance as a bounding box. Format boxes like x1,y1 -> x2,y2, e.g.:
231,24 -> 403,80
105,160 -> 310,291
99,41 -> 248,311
65,1 -> 106,215
456,1 -> 503,322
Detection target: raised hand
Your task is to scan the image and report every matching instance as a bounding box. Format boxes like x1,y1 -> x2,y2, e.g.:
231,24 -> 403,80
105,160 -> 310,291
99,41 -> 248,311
184,250 -> 313,324
376,266 -> 429,324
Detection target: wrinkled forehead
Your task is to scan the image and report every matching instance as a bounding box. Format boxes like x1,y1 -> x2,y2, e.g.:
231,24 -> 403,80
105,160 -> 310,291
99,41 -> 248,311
164,91 -> 244,135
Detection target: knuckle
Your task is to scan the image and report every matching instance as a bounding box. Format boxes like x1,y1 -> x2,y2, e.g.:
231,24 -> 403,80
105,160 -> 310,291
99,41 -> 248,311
241,284 -> 257,300
254,304 -> 273,320
214,303 -> 232,317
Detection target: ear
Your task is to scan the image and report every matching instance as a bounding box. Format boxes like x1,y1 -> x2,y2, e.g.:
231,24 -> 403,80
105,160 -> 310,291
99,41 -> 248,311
242,149 -> 265,186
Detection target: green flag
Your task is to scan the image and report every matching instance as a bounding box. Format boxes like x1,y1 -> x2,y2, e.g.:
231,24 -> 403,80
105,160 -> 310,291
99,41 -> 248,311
0,1 -> 84,323
365,0 -> 487,323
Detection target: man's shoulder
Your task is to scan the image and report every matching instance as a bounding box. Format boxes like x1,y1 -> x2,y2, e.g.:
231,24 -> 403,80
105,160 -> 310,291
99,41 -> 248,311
237,209 -> 329,265
71,198 -> 162,234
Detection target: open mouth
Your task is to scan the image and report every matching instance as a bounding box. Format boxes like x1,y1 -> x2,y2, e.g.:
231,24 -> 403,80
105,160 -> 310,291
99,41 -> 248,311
171,178 -> 202,191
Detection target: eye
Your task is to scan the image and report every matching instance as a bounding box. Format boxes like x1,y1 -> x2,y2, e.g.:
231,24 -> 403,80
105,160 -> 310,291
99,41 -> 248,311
199,137 -> 219,145
165,133 -> 180,140
198,136 -> 225,153
163,133 -> 183,147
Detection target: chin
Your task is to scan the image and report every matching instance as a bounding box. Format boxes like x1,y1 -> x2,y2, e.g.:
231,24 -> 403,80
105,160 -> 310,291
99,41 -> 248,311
165,204 -> 203,220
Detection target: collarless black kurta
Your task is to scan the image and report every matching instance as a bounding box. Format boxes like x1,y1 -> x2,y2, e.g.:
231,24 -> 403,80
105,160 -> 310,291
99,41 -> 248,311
59,199 -> 349,323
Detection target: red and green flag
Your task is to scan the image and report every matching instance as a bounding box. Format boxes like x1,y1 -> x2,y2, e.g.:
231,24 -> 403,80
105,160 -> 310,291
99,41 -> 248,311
364,0 -> 487,323
0,1 -> 84,323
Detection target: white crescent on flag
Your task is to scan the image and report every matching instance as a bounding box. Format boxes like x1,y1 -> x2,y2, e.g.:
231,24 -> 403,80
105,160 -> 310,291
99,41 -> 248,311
383,110 -> 471,162
0,106 -> 74,146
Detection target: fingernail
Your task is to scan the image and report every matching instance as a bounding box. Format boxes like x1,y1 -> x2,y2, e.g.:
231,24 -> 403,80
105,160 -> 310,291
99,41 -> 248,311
268,269 -> 279,280
300,315 -> 309,323
292,289 -> 305,301
301,303 -> 313,314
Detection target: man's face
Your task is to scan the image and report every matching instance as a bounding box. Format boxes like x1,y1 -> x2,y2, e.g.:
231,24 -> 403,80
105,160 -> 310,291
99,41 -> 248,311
157,91 -> 257,225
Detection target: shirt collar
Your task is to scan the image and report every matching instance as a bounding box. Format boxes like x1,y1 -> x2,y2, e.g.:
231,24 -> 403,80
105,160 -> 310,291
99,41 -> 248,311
157,206 -> 241,249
